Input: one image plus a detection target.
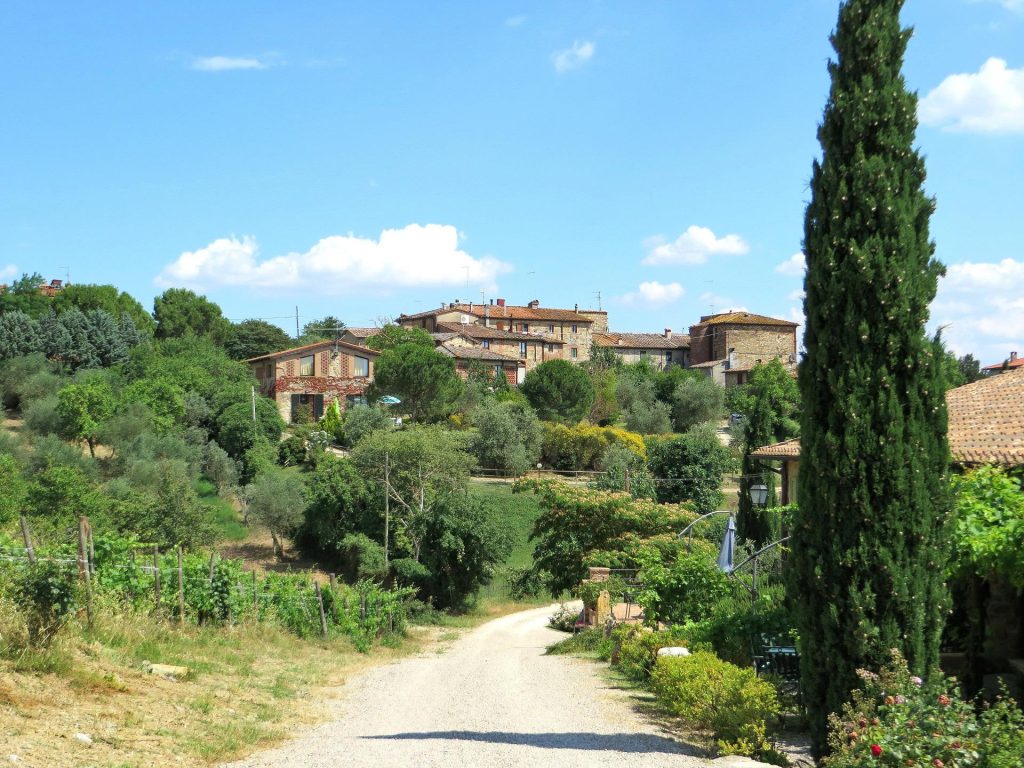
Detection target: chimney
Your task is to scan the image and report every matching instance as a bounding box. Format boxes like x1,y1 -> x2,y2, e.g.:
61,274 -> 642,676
574,303 -> 578,312
490,299 -> 494,305
1012,351 -> 1019,362
664,328 -> 672,339
528,299 -> 540,309
496,298 -> 505,307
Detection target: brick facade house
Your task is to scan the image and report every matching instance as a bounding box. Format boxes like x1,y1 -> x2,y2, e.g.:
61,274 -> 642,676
436,342 -> 521,385
398,299 -> 600,363
247,339 -> 379,423
593,329 -> 690,370
687,311 -> 798,386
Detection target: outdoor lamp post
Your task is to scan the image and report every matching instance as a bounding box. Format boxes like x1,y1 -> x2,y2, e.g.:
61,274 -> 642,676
749,483 -> 769,507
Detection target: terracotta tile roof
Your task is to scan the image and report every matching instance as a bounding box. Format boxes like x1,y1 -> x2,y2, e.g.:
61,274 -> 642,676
982,355 -> 1024,372
437,343 -> 521,363
749,369 -> 1024,467
694,311 -> 798,328
399,303 -> 595,324
343,327 -> 383,339
436,322 -> 563,344
946,368 -> 1024,465
593,331 -> 691,350
689,359 -> 727,369
245,339 -> 379,363
749,438 -> 802,460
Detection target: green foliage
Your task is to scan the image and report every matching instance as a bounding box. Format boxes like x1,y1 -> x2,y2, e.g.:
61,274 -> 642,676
670,376 -> 725,432
367,343 -> 463,423
520,360 -> 595,424
650,651 -> 780,744
823,650 -> 1024,768
647,425 -> 735,514
540,422 -> 646,471
122,377 -> 186,434
247,469 -> 307,558
592,443 -> 657,500
0,311 -> 42,361
26,461 -> 110,535
522,480 -> 695,594
587,368 -> 619,425
468,399 -> 542,475
10,560 -> 80,647
51,283 -> 155,336
793,0 -> 951,753
318,398 -> 343,442
0,453 -> 28,526
736,359 -> 800,545
299,456 -> 376,557
636,549 -> 734,625
611,625 -> 693,682
337,533 -> 387,581
153,288 -> 231,343
213,398 -> 285,459
548,604 -> 582,632
364,324 -> 433,351
957,354 -> 984,385
0,353 -> 58,410
200,441 -> 238,495
950,466 -> 1024,589
224,319 -> 292,360
341,405 -> 391,448
0,272 -> 51,317
123,459 -> 218,549
685,582 -> 796,668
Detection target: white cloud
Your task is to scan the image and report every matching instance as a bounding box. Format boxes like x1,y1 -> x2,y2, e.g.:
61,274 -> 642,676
919,58 -> 1024,133
619,281 -> 684,306
787,288 -> 805,302
552,41 -> 595,73
504,15 -> 527,27
1,264 -> 17,281
156,224 -> 513,294
973,0 -> 1024,13
642,225 -> 749,266
931,258 -> 1024,363
775,252 -> 806,277
191,56 -> 269,72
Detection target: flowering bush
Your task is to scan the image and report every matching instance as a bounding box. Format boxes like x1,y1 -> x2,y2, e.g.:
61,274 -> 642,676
824,650 -> 1024,767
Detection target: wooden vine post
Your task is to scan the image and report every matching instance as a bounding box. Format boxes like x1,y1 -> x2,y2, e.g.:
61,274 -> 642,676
152,546 -> 161,611
77,516 -> 93,627
19,515 -> 35,565
176,546 -> 185,625
314,581 -> 329,637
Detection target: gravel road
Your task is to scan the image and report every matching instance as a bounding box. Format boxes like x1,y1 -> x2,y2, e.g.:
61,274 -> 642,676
224,603 -> 712,768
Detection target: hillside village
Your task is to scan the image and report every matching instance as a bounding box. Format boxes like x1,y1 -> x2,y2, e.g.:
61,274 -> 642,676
3,1 -> 1024,767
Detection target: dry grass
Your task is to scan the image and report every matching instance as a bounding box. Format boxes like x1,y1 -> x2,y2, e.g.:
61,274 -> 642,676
0,602 -> 431,767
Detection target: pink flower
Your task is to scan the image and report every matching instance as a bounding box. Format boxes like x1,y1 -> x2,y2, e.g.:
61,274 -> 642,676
933,760 -> 944,768
910,675 -> 923,686
938,694 -> 951,706
870,744 -> 883,758
894,695 -> 906,704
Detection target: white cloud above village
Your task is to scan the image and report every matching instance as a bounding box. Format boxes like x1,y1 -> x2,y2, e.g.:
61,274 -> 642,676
774,252 -> 806,277
642,225 -> 749,266
698,292 -> 748,314
618,281 -> 684,306
931,258 -> 1024,363
190,55 -> 271,72
0,264 -> 17,281
155,224 -> 513,294
552,41 -> 595,73
918,58 -> 1024,133
504,15 -> 527,28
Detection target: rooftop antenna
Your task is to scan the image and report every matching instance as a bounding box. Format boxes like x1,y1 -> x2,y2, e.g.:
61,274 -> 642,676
705,281 -> 715,314
57,266 -> 70,285
593,291 -> 602,311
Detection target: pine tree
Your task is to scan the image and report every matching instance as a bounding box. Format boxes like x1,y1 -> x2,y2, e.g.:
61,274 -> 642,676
788,0 -> 950,755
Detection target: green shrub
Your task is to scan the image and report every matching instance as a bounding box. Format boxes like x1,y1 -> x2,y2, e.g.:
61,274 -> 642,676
636,549 -> 735,625
686,582 -> 795,667
546,627 -> 614,657
823,649 -> 1024,768
650,651 -> 780,743
506,566 -> 547,600
612,625 -> 692,683
548,604 -> 581,632
11,561 -> 79,647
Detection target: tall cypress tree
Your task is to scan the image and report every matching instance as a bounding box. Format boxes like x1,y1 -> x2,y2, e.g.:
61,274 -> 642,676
788,0 -> 950,755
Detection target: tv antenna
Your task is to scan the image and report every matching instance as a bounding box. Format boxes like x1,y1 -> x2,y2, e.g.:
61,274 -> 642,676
593,291 -> 602,311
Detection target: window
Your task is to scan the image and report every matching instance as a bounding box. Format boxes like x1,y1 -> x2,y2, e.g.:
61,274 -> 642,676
522,322 -> 529,331
353,356 -> 369,377
548,324 -> 554,332
666,351 -> 673,363
346,394 -> 368,408
571,324 -> 578,333
547,343 -> 554,352
299,355 -> 315,376
291,393 -> 324,422
494,365 -> 502,379
482,340 -> 491,349
571,348 -> 578,359
519,341 -> 527,356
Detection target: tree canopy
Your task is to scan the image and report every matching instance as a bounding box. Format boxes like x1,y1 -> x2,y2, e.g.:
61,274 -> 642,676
520,359 -> 595,424
153,288 -> 231,343
367,343 -> 463,422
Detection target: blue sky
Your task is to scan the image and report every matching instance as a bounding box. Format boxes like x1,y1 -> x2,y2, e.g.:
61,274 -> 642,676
2,1 -> 1022,364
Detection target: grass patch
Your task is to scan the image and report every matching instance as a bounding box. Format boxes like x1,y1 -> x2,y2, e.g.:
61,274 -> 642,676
195,477 -> 248,542
546,628 -> 613,658
470,480 -> 542,571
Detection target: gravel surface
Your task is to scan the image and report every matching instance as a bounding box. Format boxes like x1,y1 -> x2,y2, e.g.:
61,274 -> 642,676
224,603 -> 713,768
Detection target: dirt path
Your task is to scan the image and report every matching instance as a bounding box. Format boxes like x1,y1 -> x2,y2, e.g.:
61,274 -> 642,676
224,604 -> 711,768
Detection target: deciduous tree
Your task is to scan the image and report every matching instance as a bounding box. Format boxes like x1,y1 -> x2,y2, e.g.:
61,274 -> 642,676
520,359 -> 595,424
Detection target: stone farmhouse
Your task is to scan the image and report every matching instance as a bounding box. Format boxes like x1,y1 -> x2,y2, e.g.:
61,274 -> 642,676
397,299 -> 605,363
247,339 -> 378,423
688,311 -> 798,386
593,329 -> 690,370
983,350 -> 1023,375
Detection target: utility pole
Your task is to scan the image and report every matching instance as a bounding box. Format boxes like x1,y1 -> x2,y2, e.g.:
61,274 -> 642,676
295,306 -> 300,340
